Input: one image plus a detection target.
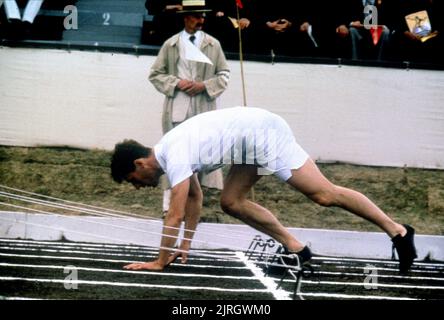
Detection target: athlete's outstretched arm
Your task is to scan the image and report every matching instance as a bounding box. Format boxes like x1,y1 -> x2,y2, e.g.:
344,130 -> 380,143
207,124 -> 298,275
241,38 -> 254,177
123,178 -> 190,271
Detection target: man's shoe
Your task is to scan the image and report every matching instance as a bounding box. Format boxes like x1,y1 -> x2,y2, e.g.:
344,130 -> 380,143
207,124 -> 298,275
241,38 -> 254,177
392,224 -> 418,274
266,245 -> 312,276
282,246 -> 313,266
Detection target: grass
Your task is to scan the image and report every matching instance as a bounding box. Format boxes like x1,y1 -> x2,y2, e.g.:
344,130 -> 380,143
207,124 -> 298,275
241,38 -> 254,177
0,145 -> 443,235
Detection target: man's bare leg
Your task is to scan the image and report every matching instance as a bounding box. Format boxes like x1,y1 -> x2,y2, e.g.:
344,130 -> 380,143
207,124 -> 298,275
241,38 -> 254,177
220,165 -> 305,252
286,159 -> 406,238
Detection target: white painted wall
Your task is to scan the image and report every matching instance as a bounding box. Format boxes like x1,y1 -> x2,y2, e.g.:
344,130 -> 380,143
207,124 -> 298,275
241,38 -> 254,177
1,47 -> 444,169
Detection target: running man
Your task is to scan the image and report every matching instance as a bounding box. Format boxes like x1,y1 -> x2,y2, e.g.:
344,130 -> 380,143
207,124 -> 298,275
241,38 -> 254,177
110,107 -> 417,273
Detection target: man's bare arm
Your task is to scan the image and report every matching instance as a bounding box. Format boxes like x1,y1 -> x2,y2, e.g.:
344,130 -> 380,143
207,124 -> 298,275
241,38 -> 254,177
123,178 -> 190,271
158,178 -> 191,266
168,174 -> 203,264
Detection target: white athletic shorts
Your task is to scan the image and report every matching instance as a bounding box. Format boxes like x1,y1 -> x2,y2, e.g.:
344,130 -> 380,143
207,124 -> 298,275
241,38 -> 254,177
260,114 -> 310,182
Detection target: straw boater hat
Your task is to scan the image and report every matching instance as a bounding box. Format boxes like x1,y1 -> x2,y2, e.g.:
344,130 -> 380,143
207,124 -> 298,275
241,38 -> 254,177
177,0 -> 212,14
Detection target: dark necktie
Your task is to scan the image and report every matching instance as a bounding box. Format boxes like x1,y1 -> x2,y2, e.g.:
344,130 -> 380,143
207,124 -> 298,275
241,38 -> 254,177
189,35 -> 196,44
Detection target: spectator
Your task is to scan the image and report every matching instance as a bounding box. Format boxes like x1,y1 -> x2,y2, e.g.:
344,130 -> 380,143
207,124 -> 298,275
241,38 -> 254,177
204,0 -> 255,53
3,0 -> 44,26
250,0 -> 300,56
294,1 -> 351,59
345,0 -> 393,61
148,0 -> 230,215
265,1 -> 318,57
392,0 -> 443,65
145,0 -> 184,45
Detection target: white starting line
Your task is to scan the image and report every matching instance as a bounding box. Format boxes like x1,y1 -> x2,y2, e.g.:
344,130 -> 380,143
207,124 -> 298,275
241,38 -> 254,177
0,262 -> 255,280
0,276 -> 271,294
0,252 -> 249,270
0,238 -> 238,256
0,245 -> 239,263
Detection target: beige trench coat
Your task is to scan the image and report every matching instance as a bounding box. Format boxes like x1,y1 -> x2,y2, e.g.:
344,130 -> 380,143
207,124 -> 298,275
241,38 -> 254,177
149,32 -> 230,190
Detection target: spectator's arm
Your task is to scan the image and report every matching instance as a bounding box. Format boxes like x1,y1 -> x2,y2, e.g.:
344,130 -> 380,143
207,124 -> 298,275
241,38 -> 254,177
149,43 -> 181,97
203,42 -> 230,99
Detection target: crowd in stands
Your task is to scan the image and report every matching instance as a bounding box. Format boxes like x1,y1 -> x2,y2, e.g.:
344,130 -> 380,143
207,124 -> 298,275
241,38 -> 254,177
0,0 -> 77,40
1,0 -> 442,66
144,0 -> 443,65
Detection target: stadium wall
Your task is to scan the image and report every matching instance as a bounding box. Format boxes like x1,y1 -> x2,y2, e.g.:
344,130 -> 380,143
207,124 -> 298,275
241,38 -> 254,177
0,46 -> 444,169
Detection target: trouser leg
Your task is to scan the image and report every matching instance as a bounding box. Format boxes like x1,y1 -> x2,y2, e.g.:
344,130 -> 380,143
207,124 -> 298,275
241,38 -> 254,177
349,27 -> 363,60
22,0 -> 44,23
4,0 -> 21,20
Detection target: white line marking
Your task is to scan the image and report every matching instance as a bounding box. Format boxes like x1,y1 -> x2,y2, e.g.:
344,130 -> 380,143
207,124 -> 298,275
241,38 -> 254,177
0,276 -> 270,294
0,239 -> 237,256
317,259 -> 444,270
236,251 -> 291,300
313,256 -> 444,267
296,292 -> 418,300
315,270 -> 444,282
0,240 -> 159,253
299,279 -> 444,290
0,262 -> 256,280
0,296 -> 45,300
0,252 -> 249,270
329,264 -> 444,274
0,246 -> 240,263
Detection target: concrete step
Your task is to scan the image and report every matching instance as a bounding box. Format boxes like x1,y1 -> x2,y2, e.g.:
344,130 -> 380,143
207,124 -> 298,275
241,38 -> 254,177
75,11 -> 144,27
75,0 -> 146,14
63,24 -> 141,44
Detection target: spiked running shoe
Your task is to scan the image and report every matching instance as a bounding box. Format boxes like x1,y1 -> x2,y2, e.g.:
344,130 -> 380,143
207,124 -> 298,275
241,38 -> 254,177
392,224 -> 418,274
266,245 -> 312,276
282,246 -> 313,266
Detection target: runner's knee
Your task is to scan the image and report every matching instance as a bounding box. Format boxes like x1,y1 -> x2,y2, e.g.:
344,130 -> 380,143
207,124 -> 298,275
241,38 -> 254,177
188,188 -> 203,204
220,195 -> 242,216
309,190 -> 336,207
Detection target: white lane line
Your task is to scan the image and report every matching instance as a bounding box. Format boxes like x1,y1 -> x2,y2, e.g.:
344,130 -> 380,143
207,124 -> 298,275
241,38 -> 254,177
236,251 -> 291,300
328,264 -> 444,274
0,262 -> 255,280
4,239 -> 444,268
0,252 -> 249,270
294,279 -> 444,290
0,239 -> 237,256
0,277 -> 270,294
0,296 -> 45,300
0,246 -> 156,258
317,259 -> 444,270
313,256 -> 444,268
314,270 -> 444,282
1,242 -> 237,261
0,241 -> 159,253
296,292 -> 418,300
0,246 -> 240,263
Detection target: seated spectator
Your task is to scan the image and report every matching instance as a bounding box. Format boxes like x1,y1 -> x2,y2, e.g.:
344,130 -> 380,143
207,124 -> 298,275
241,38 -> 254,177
2,0 -> 44,25
1,0 -> 77,40
204,0 -> 254,53
249,0 -> 306,56
346,0 -> 393,61
391,0 -> 443,65
298,1 -> 351,59
145,0 -> 184,45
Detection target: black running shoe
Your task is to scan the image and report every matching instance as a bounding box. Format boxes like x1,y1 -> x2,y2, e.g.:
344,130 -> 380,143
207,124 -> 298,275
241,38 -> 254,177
266,246 -> 312,276
282,246 -> 313,266
392,224 -> 418,274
